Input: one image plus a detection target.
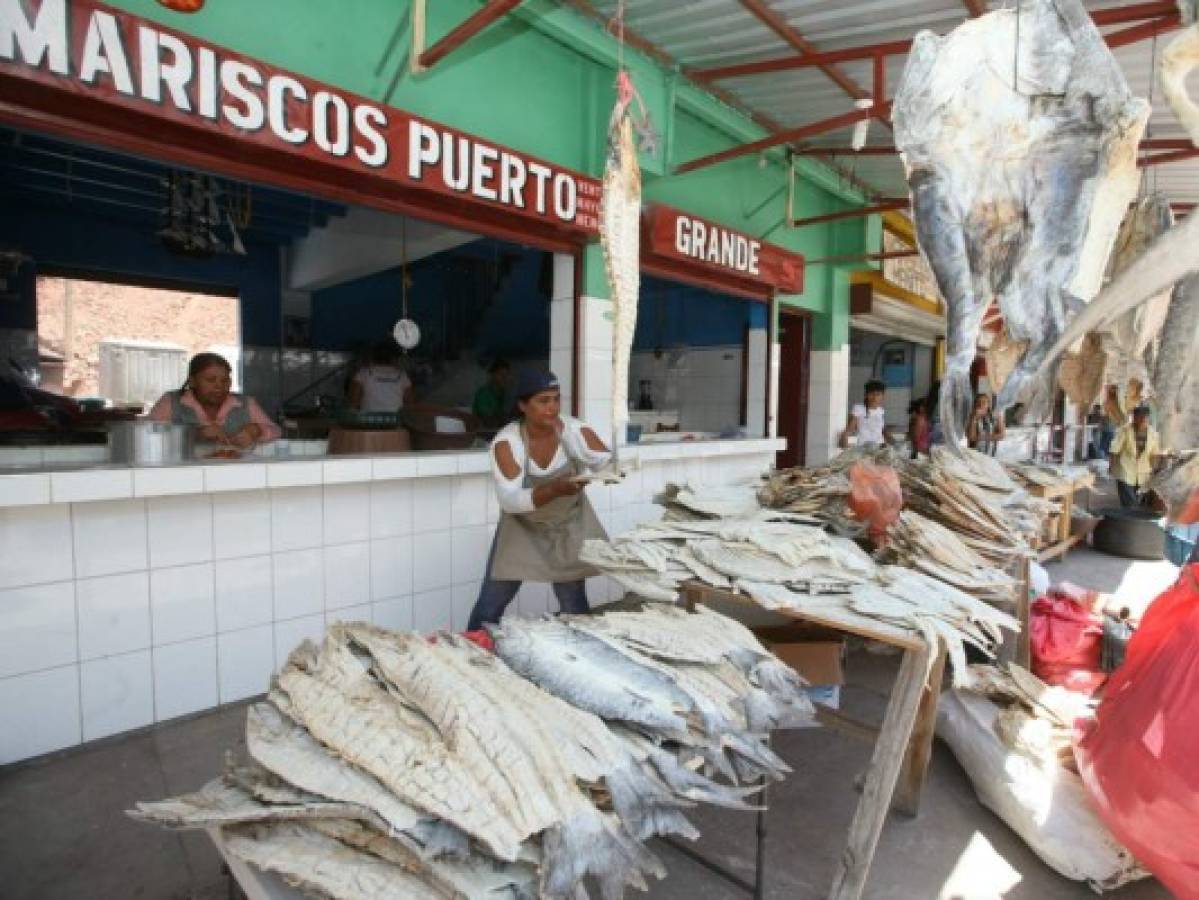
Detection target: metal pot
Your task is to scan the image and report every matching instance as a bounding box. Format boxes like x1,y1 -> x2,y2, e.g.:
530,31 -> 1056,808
108,421 -> 195,465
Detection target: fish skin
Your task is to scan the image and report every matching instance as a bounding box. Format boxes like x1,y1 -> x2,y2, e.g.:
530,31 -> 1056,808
244,701 -> 430,840
1108,195 -> 1174,368
894,0 -> 1148,442
492,619 -> 693,738
275,635 -> 525,861
1151,451 -> 1199,523
1038,25 -> 1199,379
601,85 -> 641,451
222,822 -> 439,900
127,777 -> 369,830
1152,274 -> 1199,452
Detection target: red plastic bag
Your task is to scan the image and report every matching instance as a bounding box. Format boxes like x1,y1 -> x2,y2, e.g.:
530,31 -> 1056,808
846,462 -> 902,546
1030,591 -> 1105,694
1074,565 -> 1199,899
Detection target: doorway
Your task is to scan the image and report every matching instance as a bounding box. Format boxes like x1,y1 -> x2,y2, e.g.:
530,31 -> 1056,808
776,306 -> 811,468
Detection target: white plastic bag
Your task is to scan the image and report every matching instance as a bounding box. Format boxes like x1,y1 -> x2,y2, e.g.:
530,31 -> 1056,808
936,691 -> 1145,891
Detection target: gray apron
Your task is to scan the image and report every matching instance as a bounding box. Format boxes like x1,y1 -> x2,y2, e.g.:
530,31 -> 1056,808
489,425 -> 607,583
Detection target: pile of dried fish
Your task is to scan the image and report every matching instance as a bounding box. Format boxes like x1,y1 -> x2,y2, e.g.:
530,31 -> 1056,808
581,507 -> 1016,686
964,662 -> 1091,770
1004,462 -> 1074,493
493,604 -> 814,784
758,446 -> 894,533
897,448 -> 1046,564
133,607 -> 811,900
884,510 -> 1017,603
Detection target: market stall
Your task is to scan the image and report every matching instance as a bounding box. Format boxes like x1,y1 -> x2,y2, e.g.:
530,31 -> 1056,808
0,0 -> 795,768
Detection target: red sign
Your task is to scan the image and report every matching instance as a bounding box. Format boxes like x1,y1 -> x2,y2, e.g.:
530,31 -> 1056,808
0,0 -> 601,236
645,205 -> 805,295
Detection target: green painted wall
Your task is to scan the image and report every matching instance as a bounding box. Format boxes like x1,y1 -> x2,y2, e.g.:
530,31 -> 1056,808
107,0 -> 878,349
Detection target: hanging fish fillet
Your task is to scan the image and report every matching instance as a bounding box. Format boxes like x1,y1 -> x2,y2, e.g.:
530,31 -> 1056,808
1037,20 -> 1199,395
601,70 -> 642,462
1107,195 -> 1175,369
1152,275 -> 1199,452
893,0 -> 1149,444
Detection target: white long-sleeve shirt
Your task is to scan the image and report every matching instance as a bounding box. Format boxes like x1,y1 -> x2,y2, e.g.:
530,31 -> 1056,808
490,416 -> 611,515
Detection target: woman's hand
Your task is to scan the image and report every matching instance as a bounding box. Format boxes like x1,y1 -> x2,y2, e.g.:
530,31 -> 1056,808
550,476 -> 583,498
229,423 -> 263,449
531,476 -> 583,508
196,423 -> 224,442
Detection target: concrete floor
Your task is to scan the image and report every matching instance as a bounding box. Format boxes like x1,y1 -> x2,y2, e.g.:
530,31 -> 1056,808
0,544 -> 1178,900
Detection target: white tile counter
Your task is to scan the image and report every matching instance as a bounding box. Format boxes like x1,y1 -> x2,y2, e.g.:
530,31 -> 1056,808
0,437 -> 784,764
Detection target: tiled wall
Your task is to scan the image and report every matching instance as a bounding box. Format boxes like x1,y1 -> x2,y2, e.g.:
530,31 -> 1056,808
806,346 -> 850,466
629,346 -> 743,434
0,447 -> 777,764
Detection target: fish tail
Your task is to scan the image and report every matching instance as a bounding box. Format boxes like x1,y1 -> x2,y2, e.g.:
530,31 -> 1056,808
539,813 -> 664,900
604,761 -> 696,842
940,370 -> 973,450
648,749 -> 762,808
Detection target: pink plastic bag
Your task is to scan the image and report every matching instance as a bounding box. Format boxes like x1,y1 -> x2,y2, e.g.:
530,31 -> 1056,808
1074,565 -> 1199,899
1030,592 -> 1105,695
846,462 -> 902,546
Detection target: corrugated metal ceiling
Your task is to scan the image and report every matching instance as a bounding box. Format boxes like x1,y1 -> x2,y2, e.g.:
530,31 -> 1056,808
585,0 -> 1199,207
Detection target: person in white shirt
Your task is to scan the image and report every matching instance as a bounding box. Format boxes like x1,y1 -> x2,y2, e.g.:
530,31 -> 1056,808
839,379 -> 893,449
347,341 -> 413,413
466,369 -> 611,630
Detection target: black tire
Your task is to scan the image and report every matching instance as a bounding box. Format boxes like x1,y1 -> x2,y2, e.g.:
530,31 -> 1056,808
1092,507 -> 1165,560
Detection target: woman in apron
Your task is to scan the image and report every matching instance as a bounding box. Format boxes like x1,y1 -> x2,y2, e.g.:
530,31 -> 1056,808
466,369 -> 610,631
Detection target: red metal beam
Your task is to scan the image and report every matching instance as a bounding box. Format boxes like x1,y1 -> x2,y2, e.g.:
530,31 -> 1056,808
798,138 -> 1198,156
790,199 -> 909,228
1105,14 -> 1181,49
677,103 -> 891,174
694,40 -> 911,81
737,0 -> 875,103
796,146 -> 897,156
418,0 -> 525,69
1092,1 -> 1179,27
560,0 -> 889,200
1139,146 -> 1199,167
695,2 -> 1180,82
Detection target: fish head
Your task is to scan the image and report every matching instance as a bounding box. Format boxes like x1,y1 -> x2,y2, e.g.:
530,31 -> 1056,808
1152,452 -> 1199,524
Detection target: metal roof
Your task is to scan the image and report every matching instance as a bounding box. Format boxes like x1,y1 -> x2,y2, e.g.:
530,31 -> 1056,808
586,0 -> 1199,207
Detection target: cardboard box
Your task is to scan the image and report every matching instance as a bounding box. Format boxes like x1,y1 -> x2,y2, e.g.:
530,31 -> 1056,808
754,623 -> 846,712
766,640 -> 845,686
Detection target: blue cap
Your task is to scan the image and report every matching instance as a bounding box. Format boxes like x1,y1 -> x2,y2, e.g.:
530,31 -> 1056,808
515,368 -> 560,401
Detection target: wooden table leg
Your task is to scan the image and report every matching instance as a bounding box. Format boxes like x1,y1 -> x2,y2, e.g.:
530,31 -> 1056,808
1016,554 -> 1032,669
891,644 -> 946,817
829,645 -> 930,900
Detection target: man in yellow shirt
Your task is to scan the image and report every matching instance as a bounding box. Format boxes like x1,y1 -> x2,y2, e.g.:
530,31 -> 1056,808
1109,405 -> 1161,507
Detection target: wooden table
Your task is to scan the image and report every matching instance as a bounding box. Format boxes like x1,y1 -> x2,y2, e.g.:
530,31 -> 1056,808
1031,472 -> 1096,563
681,583 -> 947,900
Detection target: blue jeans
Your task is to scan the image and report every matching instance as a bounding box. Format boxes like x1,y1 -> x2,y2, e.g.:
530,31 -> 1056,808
466,527 -> 590,631
1099,426 -> 1115,458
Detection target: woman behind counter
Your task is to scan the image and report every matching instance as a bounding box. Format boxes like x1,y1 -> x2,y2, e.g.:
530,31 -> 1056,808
466,369 -> 610,631
149,352 -> 280,449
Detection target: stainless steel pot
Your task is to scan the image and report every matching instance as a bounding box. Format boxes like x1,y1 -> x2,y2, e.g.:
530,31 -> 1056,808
108,421 -> 195,465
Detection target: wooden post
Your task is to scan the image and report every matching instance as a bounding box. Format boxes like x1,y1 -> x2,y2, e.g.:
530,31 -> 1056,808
892,645 -> 946,817
1016,554 -> 1032,669
829,644 -> 930,900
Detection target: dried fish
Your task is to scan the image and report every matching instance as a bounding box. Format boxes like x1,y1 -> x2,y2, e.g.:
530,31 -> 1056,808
136,606 -> 815,900
602,70 -> 642,459
222,822 -> 444,900
895,0 -> 1148,437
